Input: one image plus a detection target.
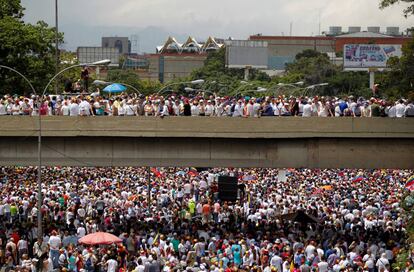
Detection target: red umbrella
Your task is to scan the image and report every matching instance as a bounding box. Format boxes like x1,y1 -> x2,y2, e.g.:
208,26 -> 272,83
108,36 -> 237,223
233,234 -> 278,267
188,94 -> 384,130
78,232 -> 122,245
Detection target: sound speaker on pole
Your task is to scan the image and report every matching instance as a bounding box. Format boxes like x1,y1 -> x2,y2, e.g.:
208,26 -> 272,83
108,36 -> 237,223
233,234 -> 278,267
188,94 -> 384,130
218,175 -> 238,202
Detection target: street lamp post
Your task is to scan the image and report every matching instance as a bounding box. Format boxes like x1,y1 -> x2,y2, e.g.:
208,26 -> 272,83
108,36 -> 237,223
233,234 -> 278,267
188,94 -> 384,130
55,0 -> 59,94
0,65 -> 42,239
302,83 -> 329,97
0,59 -> 110,240
38,59 -> 110,238
156,79 -> 204,95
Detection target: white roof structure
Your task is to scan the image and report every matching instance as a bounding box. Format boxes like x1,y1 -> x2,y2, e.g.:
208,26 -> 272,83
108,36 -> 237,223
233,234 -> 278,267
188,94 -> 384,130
158,36 -> 183,53
156,36 -> 223,54
201,36 -> 223,51
182,36 -> 202,52
337,31 -> 393,38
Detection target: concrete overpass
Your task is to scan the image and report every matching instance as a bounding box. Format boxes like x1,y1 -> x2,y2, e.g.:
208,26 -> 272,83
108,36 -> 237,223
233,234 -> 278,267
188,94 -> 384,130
0,116 -> 413,169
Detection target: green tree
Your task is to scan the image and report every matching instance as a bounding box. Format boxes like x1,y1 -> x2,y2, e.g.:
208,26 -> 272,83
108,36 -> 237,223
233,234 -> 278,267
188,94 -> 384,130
0,0 -> 63,95
106,69 -> 142,94
105,69 -> 163,95
295,49 -> 325,60
380,0 -> 414,17
0,0 -> 24,19
378,35 -> 414,98
286,52 -> 338,86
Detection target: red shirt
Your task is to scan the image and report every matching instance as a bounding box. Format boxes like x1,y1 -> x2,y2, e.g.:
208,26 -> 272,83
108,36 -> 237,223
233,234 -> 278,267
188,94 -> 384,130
202,204 -> 210,214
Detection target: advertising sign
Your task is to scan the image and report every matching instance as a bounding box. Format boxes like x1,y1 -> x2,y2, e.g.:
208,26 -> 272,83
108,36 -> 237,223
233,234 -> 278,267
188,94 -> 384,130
344,44 -> 402,69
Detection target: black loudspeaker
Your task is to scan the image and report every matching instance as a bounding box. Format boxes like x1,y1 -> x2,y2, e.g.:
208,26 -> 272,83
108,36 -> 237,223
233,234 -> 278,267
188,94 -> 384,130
218,175 -> 238,202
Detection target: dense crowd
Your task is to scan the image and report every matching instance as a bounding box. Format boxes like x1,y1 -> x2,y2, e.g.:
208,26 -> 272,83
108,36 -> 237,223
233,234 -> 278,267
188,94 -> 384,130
0,167 -> 413,272
0,93 -> 413,117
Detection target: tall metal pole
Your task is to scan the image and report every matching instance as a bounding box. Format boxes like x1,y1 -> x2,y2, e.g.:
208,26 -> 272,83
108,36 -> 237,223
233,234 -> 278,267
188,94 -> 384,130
37,102 -> 42,239
0,65 -> 42,238
55,0 -> 59,94
0,60 -> 110,241
147,167 -> 151,211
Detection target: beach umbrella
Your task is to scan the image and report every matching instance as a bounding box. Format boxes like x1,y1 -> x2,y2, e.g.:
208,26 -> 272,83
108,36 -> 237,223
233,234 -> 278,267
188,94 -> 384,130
103,83 -> 127,93
78,232 -> 122,245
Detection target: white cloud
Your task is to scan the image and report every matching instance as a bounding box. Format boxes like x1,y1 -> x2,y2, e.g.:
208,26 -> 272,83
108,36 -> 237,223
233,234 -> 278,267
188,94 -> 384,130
21,0 -> 413,51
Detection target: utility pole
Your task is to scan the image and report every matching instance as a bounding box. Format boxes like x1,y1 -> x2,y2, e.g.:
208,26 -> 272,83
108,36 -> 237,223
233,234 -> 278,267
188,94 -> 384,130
55,0 -> 59,94
147,167 -> 151,211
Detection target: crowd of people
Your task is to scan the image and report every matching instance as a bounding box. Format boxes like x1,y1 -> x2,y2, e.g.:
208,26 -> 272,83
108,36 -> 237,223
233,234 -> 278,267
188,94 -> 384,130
0,166 -> 413,272
0,93 -> 413,117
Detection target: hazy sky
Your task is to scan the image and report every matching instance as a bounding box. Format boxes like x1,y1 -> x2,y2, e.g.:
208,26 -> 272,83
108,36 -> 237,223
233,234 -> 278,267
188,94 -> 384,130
21,0 -> 413,52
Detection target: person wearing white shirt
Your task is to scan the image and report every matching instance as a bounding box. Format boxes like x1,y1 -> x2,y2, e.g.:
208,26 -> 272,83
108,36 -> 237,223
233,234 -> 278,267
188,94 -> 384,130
302,101 -> 312,117
205,101 -> 215,116
160,101 -> 169,117
271,101 -> 280,116
0,100 -> 6,115
106,258 -> 118,272
317,258 -> 329,272
79,99 -> 92,116
387,104 -> 396,118
245,100 -> 254,117
48,232 -> 62,269
77,225 -> 86,238
376,253 -> 389,271
405,101 -> 414,117
69,100 -> 80,116
172,100 -> 181,116
125,100 -> 137,116
270,254 -> 283,271
253,99 -> 261,117
61,101 -> 70,116
118,102 -> 126,116
191,102 -> 200,116
395,100 -> 406,117
233,101 -> 244,117
11,102 -> 21,115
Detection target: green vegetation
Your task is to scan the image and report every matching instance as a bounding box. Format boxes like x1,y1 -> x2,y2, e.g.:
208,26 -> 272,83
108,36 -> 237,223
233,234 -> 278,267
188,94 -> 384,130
106,69 -> 162,95
380,0 -> 414,17
0,0 -> 412,100
186,38 -> 414,99
0,0 -> 63,94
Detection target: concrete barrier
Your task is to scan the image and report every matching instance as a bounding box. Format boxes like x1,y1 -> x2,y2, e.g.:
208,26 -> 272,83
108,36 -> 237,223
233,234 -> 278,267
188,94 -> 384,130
0,116 -> 413,138
0,117 -> 413,168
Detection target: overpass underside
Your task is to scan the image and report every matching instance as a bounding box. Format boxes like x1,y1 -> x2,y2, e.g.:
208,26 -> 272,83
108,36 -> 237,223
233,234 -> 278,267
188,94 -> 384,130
0,117 -> 413,169
1,136 -> 413,169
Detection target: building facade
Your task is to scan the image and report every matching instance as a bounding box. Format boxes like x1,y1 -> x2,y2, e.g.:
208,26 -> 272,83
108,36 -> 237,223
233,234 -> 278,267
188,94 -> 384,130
102,37 -> 131,54
144,36 -> 222,83
250,28 -> 411,70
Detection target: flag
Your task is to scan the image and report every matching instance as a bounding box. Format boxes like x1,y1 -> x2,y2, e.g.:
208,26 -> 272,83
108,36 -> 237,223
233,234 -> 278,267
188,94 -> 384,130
188,170 -> 198,177
352,175 -> 364,183
405,175 -> 414,189
151,168 -> 162,178
311,188 -> 323,196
